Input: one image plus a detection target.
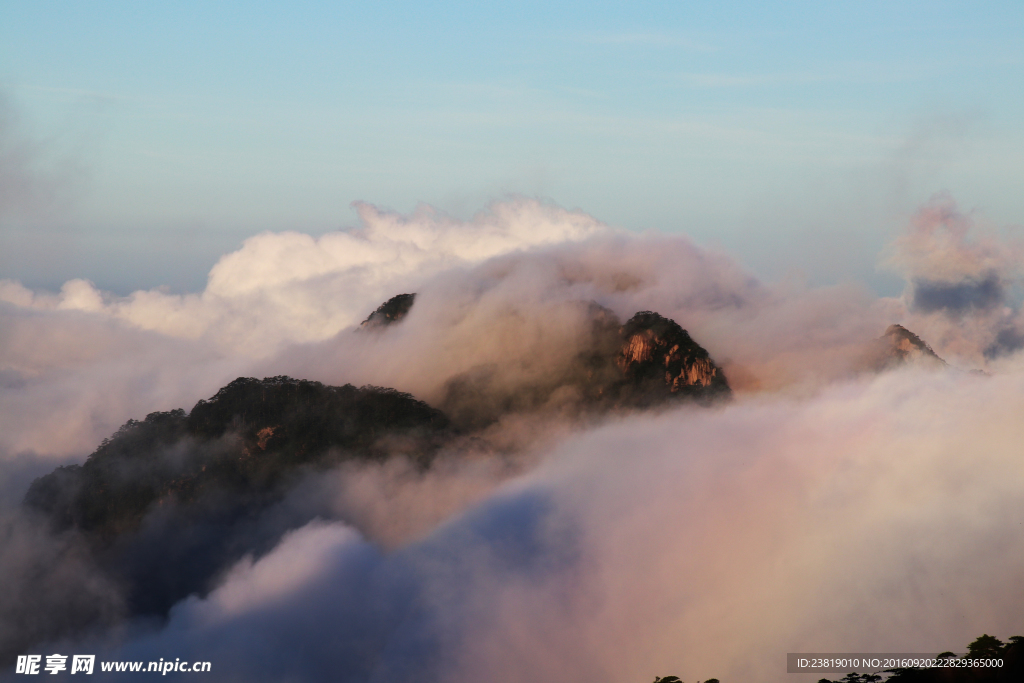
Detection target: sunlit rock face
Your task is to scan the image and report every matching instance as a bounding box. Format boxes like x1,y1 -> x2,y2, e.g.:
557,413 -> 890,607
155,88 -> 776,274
871,324 -> 946,371
356,295 -> 731,407
616,311 -> 730,398
355,293 -> 731,428
434,303 -> 731,429
360,293 -> 416,328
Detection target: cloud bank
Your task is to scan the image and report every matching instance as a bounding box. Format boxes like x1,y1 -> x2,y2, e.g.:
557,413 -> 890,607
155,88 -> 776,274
2,196 -> 1023,682
84,370 -> 1024,683
0,199 -> 603,457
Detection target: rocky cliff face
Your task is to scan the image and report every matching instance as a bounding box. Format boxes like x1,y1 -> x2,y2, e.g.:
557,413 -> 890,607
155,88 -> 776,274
356,294 -> 730,424
437,304 -> 731,427
616,311 -> 729,398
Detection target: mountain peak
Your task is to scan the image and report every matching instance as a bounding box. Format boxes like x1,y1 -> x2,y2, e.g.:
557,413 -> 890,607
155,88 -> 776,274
360,293 -> 416,328
617,311 -> 729,396
882,324 -> 945,365
868,324 -> 946,371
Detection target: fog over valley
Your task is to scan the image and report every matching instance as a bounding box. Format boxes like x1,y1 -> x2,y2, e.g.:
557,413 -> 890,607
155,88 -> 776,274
1,197 -> 1022,682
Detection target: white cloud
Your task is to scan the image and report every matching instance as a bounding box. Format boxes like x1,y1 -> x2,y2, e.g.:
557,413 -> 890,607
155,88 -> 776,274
0,199 -> 604,457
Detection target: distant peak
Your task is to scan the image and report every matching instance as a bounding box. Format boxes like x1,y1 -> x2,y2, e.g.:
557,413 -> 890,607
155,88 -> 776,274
360,293 -> 416,329
872,324 -> 945,370
883,324 -> 943,361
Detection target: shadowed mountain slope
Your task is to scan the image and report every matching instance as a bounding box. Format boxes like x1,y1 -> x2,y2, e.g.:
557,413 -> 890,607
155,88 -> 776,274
360,293 -> 416,328
20,298 -> 730,629
27,377 -> 451,540
24,377 -> 452,617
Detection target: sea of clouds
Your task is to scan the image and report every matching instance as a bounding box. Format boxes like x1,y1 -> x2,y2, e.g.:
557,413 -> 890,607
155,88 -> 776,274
1,195 -> 1022,681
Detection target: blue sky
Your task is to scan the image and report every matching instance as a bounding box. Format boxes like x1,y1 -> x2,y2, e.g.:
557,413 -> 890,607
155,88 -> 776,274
2,1 -> 1022,293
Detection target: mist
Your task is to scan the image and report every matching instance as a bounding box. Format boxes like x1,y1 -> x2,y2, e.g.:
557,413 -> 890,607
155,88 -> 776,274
1,196 -> 1022,681
101,369 -> 1024,683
